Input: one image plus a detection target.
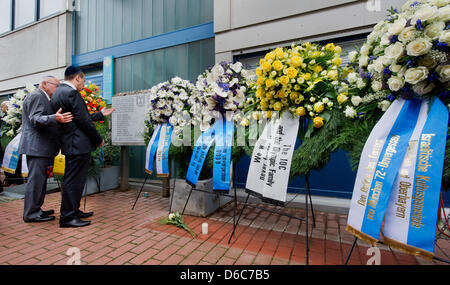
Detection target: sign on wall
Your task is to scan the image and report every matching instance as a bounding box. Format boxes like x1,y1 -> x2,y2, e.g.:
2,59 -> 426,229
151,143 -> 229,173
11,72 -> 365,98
111,92 -> 150,146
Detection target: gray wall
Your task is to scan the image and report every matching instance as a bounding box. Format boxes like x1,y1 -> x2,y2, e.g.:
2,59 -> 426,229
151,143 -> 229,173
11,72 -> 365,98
0,12 -> 72,94
214,0 -> 406,62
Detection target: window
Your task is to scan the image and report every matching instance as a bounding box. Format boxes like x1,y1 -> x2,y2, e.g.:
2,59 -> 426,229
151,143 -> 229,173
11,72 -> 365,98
0,1 -> 12,34
40,0 -> 66,19
14,0 -> 36,28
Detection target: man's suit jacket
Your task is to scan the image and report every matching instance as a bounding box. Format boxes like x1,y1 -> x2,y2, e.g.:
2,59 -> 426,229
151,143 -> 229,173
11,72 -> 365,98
50,83 -> 104,156
18,89 -> 60,157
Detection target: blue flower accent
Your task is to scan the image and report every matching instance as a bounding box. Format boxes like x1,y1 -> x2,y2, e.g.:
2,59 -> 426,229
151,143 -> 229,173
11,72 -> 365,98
437,41 -> 448,48
383,67 -> 392,75
365,72 -> 372,79
416,19 -> 424,31
389,35 -> 398,44
410,1 -> 420,7
387,93 -> 396,102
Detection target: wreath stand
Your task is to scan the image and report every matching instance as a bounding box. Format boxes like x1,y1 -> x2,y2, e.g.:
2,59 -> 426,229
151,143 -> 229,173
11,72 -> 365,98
230,172 -> 316,265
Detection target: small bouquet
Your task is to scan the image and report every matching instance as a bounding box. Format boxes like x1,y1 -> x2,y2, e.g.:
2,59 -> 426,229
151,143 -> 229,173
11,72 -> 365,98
159,212 -> 197,238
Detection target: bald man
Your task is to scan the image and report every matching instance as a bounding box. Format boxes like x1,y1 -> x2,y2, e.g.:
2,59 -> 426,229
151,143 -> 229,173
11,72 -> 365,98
19,76 -> 74,223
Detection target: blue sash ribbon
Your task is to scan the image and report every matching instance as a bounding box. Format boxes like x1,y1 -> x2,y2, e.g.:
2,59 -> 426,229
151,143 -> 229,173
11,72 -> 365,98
145,125 -> 162,175
361,99 -> 421,241
406,98 -> 448,255
186,123 -> 216,187
157,123 -> 173,177
1,133 -> 22,174
213,118 -> 234,191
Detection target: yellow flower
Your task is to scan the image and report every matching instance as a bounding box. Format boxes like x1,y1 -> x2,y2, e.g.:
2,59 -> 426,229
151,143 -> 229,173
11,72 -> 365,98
265,52 -> 275,61
327,70 -> 338,80
265,78 -> 275,88
290,56 -> 303,67
256,88 -> 265,98
312,65 -> 323,73
266,92 -> 273,100
313,102 -> 325,114
332,57 -> 342,66
273,60 -> 284,71
325,43 -> 335,51
337,93 -> 348,104
312,51 -> 321,58
296,107 -> 306,117
289,91 -> 299,101
256,67 -> 264,76
279,76 -> 290,85
252,112 -> 261,120
260,99 -> 269,108
302,73 -> 311,80
286,67 -> 298,79
274,48 -> 284,58
334,46 -> 342,54
273,101 -> 283,111
281,98 -> 288,105
262,61 -> 272,72
276,90 -> 287,98
313,117 -> 324,128
257,76 -> 266,86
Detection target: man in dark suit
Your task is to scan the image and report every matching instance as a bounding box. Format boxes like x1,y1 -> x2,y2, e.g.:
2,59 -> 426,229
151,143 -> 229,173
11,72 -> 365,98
51,66 -> 115,228
19,76 -> 74,223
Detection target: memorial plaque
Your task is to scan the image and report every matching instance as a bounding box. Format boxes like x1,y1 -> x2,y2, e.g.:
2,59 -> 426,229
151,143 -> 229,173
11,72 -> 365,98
112,92 -> 150,145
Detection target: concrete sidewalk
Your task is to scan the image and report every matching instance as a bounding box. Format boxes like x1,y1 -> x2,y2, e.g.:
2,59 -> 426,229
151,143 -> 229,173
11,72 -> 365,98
0,188 -> 449,265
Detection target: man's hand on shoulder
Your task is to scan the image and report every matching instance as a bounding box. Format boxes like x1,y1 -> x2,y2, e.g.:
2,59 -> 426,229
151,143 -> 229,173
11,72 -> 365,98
55,108 -> 73,124
101,107 -> 115,117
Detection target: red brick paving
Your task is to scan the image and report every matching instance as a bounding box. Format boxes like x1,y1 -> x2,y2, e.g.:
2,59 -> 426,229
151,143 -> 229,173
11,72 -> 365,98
0,188 -> 449,265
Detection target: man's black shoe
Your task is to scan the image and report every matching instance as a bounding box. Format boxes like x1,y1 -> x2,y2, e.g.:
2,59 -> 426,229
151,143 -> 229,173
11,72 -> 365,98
77,211 -> 94,218
42,209 -> 55,216
24,215 -> 55,223
59,217 -> 91,228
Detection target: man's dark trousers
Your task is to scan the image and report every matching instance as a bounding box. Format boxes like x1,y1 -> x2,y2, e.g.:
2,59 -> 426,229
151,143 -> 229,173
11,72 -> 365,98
23,156 -> 51,220
60,153 -> 91,220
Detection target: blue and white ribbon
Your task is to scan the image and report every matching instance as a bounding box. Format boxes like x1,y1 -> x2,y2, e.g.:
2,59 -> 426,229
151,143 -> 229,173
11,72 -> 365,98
2,133 -> 22,175
346,98 -> 422,245
186,123 -> 216,188
156,123 -> 173,177
213,118 -> 234,191
145,124 -> 162,175
383,98 -> 448,259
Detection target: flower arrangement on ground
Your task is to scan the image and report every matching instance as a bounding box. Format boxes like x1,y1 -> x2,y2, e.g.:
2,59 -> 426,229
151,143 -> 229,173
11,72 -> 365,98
331,0 -> 450,187
1,83 -> 36,139
159,212 -> 197,238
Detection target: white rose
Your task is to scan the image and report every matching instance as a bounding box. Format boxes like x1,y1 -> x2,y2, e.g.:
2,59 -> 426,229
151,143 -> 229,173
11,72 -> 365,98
359,55 -> 369,68
404,67 -> 429,84
388,18 -> 407,35
419,54 -> 439,69
373,58 -> 385,73
413,4 -> 438,22
351,96 -> 362,106
398,26 -> 416,43
436,65 -> 450,82
378,100 -> 391,112
380,35 -> 391,46
230,62 -> 243,73
412,80 -> 435,95
406,38 -> 433,56
344,106 -> 357,118
348,51 -> 358,63
439,30 -> 450,44
429,0 -> 449,7
385,42 -> 405,60
357,78 -> 366,89
387,76 -> 405,91
360,44 -> 371,56
371,81 -> 382,92
438,6 -> 450,21
347,72 -> 359,84
390,64 -> 402,73
425,21 -> 445,40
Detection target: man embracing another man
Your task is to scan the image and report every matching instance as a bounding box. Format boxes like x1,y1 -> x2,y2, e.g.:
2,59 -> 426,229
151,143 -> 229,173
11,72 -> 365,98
51,66 -> 115,228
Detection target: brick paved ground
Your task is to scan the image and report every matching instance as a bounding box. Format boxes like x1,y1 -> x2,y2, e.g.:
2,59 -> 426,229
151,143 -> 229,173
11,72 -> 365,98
0,188 -> 449,265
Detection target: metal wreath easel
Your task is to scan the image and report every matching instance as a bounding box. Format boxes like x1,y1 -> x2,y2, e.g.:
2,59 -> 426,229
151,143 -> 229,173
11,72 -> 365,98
172,162 -> 316,265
